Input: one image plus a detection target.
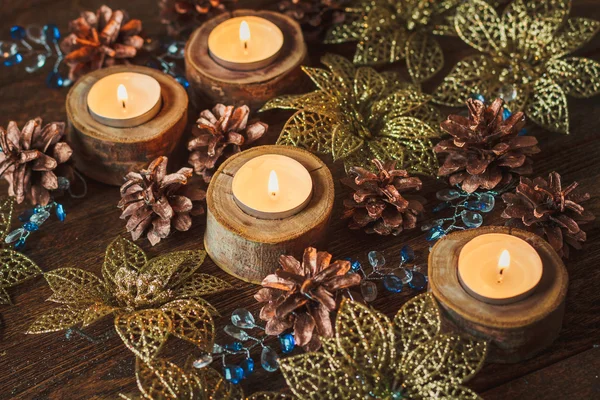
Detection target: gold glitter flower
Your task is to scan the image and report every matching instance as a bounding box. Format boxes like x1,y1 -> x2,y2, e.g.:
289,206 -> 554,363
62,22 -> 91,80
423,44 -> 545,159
434,0 -> 600,134
280,293 -> 487,399
0,197 -> 43,305
27,237 -> 231,361
260,53 -> 441,175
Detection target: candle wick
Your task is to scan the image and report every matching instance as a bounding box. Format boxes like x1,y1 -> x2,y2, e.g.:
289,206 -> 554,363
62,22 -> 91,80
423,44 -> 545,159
244,41 -> 248,50
122,100 -> 126,109
497,268 -> 505,284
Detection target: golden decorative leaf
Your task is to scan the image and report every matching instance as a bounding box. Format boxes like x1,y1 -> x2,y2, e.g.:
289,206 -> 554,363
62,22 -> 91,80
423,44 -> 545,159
259,92 -> 338,118
115,309 -> 172,362
136,358 -> 194,400
373,90 -> 434,124
366,137 -> 405,164
173,273 -> 232,299
393,292 -> 441,356
27,304 -> 88,334
353,66 -> 386,105
432,55 -> 495,106
321,53 -> 356,88
161,299 -> 215,351
0,287 -> 11,305
82,303 -> 116,327
544,18 -> 600,59
354,25 -> 407,65
276,110 -> 337,154
324,8 -> 368,44
301,67 -> 338,97
331,125 -> 364,161
0,249 -> 42,288
455,0 -> 504,54
45,268 -> 107,305
527,77 -> 569,134
406,32 -> 444,84
103,237 -> 147,289
247,392 -> 292,400
417,381 -> 482,400
404,102 -> 444,129
0,197 -> 14,242
181,296 -> 221,317
196,367 -> 244,400
140,250 -> 206,289
547,57 -> 600,98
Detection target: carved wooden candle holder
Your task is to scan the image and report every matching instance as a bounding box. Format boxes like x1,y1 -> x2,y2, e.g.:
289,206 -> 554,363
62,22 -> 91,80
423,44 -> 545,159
205,145 -> 334,284
66,65 -> 188,186
184,10 -> 307,111
428,226 -> 568,363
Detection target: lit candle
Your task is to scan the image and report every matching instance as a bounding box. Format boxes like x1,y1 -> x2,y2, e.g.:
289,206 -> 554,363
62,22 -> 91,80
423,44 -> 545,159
208,16 -> 284,71
457,233 -> 543,305
232,154 -> 312,219
87,72 -> 162,128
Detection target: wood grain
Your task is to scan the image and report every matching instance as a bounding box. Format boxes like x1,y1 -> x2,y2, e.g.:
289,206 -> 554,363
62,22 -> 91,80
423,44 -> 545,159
1,0 -> 600,399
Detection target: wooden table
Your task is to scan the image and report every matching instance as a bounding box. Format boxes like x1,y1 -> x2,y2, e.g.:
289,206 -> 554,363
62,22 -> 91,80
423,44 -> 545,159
1,1 -> 599,399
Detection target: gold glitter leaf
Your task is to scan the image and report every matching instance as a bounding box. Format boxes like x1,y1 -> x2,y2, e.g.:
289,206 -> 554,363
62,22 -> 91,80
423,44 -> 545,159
276,111 -> 336,154
140,250 -> 206,289
0,197 -> 14,242
302,67 -> 338,96
547,57 -> 600,98
432,55 -> 494,106
354,67 -> 386,103
331,125 -> 364,161
45,268 -> 107,304
545,18 -> 600,59
161,299 -> 215,351
406,32 -> 444,84
419,381 -> 482,400
247,392 -> 293,400
0,287 -> 11,305
324,9 -> 367,44
355,25 -> 407,65
27,304 -> 88,333
173,273 -> 232,299
136,358 -> 194,400
321,53 -> 356,86
260,92 -> 338,118
197,367 -> 245,400
115,309 -> 172,362
0,249 -> 42,288
455,0 -> 504,54
103,237 -> 147,290
82,303 -> 116,327
526,77 -> 569,134
393,292 -> 441,356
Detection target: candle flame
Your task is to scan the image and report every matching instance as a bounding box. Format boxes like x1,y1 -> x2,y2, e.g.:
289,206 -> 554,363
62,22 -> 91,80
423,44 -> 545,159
239,20 -> 251,46
268,170 -> 279,198
497,249 -> 510,283
117,84 -> 128,109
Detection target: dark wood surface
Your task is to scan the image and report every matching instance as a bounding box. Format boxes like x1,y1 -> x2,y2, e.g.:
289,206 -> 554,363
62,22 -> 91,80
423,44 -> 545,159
1,1 -> 600,399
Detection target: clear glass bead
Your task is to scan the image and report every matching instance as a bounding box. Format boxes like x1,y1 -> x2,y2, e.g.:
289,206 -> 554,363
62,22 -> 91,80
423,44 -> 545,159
498,84 -> 517,102
261,346 -> 279,372
383,275 -> 403,293
360,280 -> 378,302
0,41 -> 18,59
192,352 -> 213,369
25,25 -> 46,44
436,188 -> 461,201
24,53 -> 47,73
30,210 -> 50,224
231,308 -> 255,329
461,210 -> 483,229
368,251 -> 385,269
224,325 -> 249,341
395,267 -> 413,284
5,228 -> 24,244
478,193 -> 495,213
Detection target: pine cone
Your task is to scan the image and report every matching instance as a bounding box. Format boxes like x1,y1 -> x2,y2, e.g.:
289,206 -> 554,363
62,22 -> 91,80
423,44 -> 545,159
342,159 -> 424,236
501,172 -> 594,258
255,247 -> 361,351
187,104 -> 268,183
435,98 -> 540,193
60,5 -> 143,81
118,157 -> 206,246
0,118 -> 74,206
158,0 -> 232,37
277,0 -> 347,39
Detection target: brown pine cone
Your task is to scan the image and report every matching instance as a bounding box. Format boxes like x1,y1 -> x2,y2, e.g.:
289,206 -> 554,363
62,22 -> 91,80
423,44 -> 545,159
501,172 -> 595,258
60,5 -> 143,81
342,159 -> 424,236
0,118 -> 74,206
435,98 -> 540,193
187,104 -> 268,183
118,157 -> 206,246
277,0 -> 347,39
158,0 -> 232,37
255,247 -> 361,351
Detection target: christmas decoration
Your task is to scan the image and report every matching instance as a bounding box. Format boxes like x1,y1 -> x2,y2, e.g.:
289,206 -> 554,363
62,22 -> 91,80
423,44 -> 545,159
435,97 -> 540,193
277,0 -> 347,40
434,0 -> 600,134
260,53 -> 441,174
502,172 -> 594,258
60,5 -> 143,81
280,293 -> 488,399
342,159 -> 425,235
255,247 -> 361,352
158,0 -> 233,38
188,104 -> 268,183
0,117 -> 74,206
118,157 -> 206,246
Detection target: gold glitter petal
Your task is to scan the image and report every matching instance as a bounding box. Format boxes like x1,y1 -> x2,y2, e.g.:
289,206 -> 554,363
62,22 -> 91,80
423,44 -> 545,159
161,299 -> 215,351
260,92 -> 338,118
0,197 -> 14,242
115,309 -> 173,362
406,32 -> 444,84
455,0 -> 504,54
246,392 -> 293,400
354,25 -> 407,65
81,303 -> 116,327
27,304 -> 88,333
546,57 -> 600,98
136,358 -> 194,400
545,18 -> 600,59
433,55 -> 495,106
172,273 -> 232,299
527,77 -> 570,134
419,381 -> 482,400
0,249 -> 42,288
44,267 -> 107,305
276,110 -> 337,153
394,292 -> 441,356
103,237 -> 147,290
354,67 -> 387,104
0,287 -> 10,305
324,8 -> 368,44
140,250 -> 207,289
332,125 -> 364,161
321,53 -> 356,88
301,67 -> 338,97
196,367 -> 245,400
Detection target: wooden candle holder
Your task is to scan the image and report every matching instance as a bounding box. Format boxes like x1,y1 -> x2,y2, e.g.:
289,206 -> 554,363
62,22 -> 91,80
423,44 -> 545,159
428,226 -> 568,363
66,65 -> 188,186
205,145 -> 334,284
184,10 -> 307,111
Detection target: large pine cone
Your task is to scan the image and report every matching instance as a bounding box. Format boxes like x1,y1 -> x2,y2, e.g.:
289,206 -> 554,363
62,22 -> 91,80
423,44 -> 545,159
502,172 -> 594,258
342,159 -> 424,235
60,5 -> 143,81
435,98 -> 540,193
255,247 -> 361,351
158,0 -> 231,37
118,157 -> 206,246
187,104 -> 268,183
0,118 -> 74,206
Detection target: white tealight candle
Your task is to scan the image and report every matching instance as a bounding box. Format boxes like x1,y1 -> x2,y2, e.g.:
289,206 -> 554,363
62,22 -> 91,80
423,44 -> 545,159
232,154 -> 312,219
208,16 -> 284,71
87,72 -> 162,128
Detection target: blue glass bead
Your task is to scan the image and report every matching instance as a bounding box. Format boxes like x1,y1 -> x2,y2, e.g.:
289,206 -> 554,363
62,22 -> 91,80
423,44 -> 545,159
224,341 -> 243,352
465,201 -> 484,211
400,245 -> 415,263
240,358 -> 255,378
433,201 -> 450,213
46,70 -> 64,89
502,107 -> 512,121
436,188 -> 461,201
261,346 -> 279,372
175,75 -> 189,88
55,203 -> 66,221
10,26 -> 26,40
166,41 -> 186,58
426,226 -> 446,242
383,275 -> 403,293
477,193 -> 495,213
3,53 -> 23,66
231,308 -> 255,329
279,333 -> 295,354
43,24 -> 61,42
15,237 -> 26,250
461,210 -> 483,229
469,93 -> 485,102
24,222 -> 39,232
223,364 -> 244,384
19,209 -> 34,222
408,271 -> 427,290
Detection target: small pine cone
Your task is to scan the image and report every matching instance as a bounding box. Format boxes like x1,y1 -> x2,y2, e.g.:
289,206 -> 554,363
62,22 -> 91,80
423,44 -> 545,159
342,159 -> 425,236
118,157 -> 206,246
255,247 -> 361,351
501,172 -> 595,258
187,104 -> 268,183
158,0 -> 232,37
60,5 -> 144,81
277,0 -> 347,40
435,98 -> 540,193
0,118 -> 74,206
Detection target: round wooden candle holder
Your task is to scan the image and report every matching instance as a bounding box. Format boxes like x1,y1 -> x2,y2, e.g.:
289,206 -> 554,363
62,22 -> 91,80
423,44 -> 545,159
428,226 -> 568,363
66,65 -> 188,186
205,145 -> 334,284
184,10 -> 307,111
